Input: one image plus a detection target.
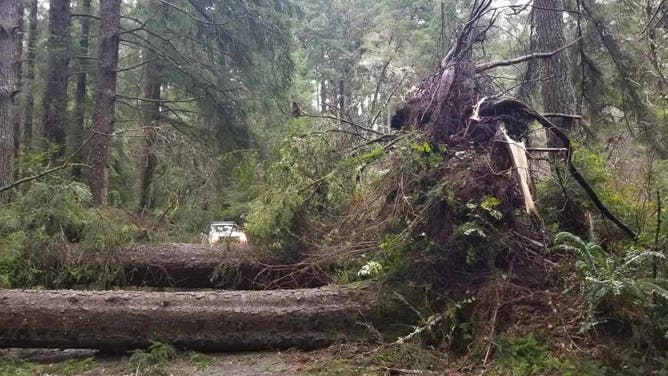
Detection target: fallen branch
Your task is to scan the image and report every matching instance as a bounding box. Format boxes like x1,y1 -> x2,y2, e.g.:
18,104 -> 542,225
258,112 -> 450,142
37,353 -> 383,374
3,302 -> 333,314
299,113 -> 384,136
394,313 -> 446,345
482,286 -> 501,366
383,367 -> 439,375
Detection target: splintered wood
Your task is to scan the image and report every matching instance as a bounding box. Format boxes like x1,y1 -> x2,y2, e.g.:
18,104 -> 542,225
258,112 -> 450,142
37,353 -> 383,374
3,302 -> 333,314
502,127 -> 539,217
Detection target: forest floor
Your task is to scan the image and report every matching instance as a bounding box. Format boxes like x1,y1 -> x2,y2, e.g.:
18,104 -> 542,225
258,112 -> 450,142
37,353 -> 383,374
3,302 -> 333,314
0,344 -> 392,376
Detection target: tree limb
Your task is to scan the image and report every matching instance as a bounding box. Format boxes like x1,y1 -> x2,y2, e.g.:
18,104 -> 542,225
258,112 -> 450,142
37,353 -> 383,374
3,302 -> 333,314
299,113 -> 385,136
475,37 -> 581,71
0,133 -> 96,194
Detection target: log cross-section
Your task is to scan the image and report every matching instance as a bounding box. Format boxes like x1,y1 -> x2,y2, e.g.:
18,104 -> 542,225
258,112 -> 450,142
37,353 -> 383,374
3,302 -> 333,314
0,286 -> 376,352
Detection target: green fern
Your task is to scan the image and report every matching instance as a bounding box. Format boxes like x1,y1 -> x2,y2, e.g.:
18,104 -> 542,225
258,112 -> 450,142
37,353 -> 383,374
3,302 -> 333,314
554,232 -> 668,309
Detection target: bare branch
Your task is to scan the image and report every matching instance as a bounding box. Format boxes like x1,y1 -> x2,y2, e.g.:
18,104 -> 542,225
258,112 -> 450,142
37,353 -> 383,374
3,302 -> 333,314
298,113 -> 385,137
118,94 -> 201,104
115,57 -> 157,73
0,133 -> 96,193
542,113 -> 583,119
70,13 -> 101,20
475,37 -> 581,71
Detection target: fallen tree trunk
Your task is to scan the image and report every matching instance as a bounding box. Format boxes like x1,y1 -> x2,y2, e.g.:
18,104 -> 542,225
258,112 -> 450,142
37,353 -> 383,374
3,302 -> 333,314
61,244 -> 330,289
0,285 -> 375,352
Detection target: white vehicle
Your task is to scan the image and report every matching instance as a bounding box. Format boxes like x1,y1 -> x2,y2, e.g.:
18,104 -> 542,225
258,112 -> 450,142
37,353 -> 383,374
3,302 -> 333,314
208,221 -> 248,245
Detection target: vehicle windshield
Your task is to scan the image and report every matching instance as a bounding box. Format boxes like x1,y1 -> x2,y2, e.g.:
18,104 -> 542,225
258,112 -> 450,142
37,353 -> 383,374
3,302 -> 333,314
211,224 -> 237,232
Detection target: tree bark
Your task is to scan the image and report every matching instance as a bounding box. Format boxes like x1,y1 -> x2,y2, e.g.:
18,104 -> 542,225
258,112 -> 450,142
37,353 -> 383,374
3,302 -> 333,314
533,0 -> 585,235
0,286 -> 376,352
70,0 -> 92,180
90,0 -> 121,206
320,80 -> 327,113
60,244 -> 329,289
23,0 -> 37,150
0,0 -> 19,203
12,1 -> 23,164
139,48 -> 162,212
534,0 -> 575,147
41,0 -> 71,153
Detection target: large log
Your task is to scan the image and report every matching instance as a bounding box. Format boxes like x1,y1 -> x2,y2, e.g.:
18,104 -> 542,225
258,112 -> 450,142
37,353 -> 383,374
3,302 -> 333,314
62,244 -> 329,289
0,285 -> 375,352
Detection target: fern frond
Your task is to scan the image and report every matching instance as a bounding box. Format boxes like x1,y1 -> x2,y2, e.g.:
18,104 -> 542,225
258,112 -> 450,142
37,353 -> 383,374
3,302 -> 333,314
636,279 -> 668,302
555,232 -> 587,250
624,249 -> 666,267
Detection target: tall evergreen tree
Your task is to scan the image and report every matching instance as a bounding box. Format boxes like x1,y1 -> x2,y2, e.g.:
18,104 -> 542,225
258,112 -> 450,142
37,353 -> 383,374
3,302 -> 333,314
90,0 -> 121,205
23,0 -> 37,150
0,0 -> 19,199
41,0 -> 71,152
533,0 -> 584,234
71,0 -> 92,179
12,0 -> 23,163
534,0 -> 575,144
138,49 -> 162,212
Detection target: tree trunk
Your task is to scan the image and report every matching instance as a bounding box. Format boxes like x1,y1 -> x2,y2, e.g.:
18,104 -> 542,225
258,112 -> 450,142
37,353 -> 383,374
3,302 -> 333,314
12,1 -> 23,165
534,0 -> 575,147
0,286 -> 376,352
90,0 -> 121,206
338,77 -> 345,122
59,243 -> 329,289
23,0 -> 37,150
516,11 -> 537,105
41,0 -> 71,153
70,0 -> 92,180
139,49 -> 161,212
534,0 -> 585,235
320,80 -> 327,113
0,0 -> 19,201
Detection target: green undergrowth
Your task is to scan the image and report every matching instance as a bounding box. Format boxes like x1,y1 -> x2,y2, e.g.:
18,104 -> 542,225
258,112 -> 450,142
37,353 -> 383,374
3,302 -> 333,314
128,341 -> 177,376
305,342 -> 447,375
487,334 -> 668,376
0,344 -> 214,376
487,334 -> 603,376
0,357 -> 95,376
0,178 -> 203,289
128,341 -> 213,376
